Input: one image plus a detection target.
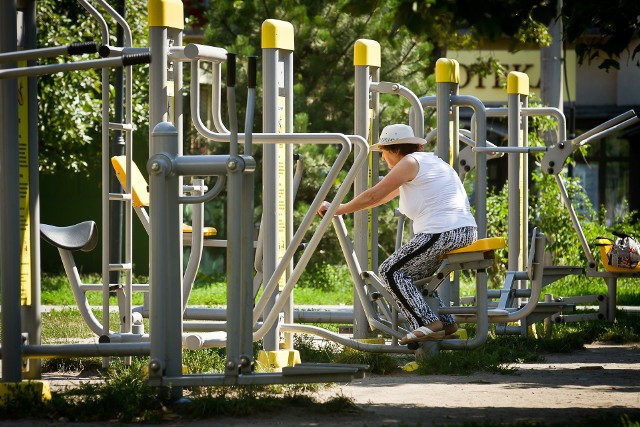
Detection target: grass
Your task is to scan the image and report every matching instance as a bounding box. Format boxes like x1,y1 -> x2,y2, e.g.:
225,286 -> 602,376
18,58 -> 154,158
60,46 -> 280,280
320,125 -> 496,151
2,310 -> 639,425
2,266 -> 638,425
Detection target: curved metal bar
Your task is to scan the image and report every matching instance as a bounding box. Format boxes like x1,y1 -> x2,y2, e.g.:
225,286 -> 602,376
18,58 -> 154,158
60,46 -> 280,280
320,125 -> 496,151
370,81 -> 425,138
93,0 -> 132,47
187,135 -> 366,348
177,175 -> 226,204
254,155 -> 303,273
250,136 -> 368,340
77,0 -> 109,43
182,178 -> 206,309
59,250 -> 113,336
251,134 -> 355,322
280,324 -> 413,354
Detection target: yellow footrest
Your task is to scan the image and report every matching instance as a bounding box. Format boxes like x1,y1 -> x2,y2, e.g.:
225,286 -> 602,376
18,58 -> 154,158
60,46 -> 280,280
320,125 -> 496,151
257,350 -> 301,372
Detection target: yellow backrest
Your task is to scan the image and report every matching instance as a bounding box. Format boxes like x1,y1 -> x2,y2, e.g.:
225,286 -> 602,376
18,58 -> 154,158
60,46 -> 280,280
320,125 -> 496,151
111,156 -> 149,208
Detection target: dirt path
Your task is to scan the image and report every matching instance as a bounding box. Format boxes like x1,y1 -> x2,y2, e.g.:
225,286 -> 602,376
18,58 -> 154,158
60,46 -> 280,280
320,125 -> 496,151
2,343 -> 639,426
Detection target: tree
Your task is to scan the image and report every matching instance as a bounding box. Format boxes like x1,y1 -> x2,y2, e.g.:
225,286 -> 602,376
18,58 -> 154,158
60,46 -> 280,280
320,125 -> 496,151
36,0 -> 150,176
345,0 -> 640,72
562,0 -> 640,70
343,0 -> 557,74
202,0 -> 441,263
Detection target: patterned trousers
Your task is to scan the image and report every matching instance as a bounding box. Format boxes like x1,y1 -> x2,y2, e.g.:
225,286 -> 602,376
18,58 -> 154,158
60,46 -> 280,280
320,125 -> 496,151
379,226 -> 477,331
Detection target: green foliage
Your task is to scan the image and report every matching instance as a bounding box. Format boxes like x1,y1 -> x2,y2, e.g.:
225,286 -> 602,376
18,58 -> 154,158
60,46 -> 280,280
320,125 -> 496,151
334,347 -> 399,375
202,1 -> 438,268
294,333 -> 343,363
36,0 -> 150,176
296,262 -> 352,291
176,387 -> 359,419
293,333 -> 399,374
562,0 -> 640,70
345,0 -> 557,57
183,348 -> 227,374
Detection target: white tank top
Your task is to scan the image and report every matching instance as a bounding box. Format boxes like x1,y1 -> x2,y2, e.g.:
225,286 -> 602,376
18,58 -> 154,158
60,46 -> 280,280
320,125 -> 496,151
398,152 -> 476,234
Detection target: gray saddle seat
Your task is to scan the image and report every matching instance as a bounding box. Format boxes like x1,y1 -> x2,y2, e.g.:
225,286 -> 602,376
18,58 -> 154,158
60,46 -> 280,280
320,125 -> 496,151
40,221 -> 98,252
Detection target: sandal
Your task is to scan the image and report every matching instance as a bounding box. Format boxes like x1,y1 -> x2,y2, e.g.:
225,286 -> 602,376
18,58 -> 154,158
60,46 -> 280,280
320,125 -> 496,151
400,326 -> 445,344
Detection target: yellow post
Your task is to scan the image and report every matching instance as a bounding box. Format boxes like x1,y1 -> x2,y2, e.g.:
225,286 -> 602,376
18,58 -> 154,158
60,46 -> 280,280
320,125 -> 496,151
148,0 -> 184,29
260,18 -> 299,359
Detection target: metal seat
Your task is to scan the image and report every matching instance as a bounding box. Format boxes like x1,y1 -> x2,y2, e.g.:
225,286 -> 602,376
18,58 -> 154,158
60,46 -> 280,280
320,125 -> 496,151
40,221 -> 98,252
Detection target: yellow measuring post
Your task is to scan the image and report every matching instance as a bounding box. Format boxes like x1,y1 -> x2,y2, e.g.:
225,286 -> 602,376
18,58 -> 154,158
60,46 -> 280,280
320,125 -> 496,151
18,61 -> 31,306
276,95 -> 287,290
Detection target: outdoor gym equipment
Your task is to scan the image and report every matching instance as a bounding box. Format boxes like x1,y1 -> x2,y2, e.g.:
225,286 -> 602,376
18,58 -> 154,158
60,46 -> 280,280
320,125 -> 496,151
475,103 -> 640,323
0,1 -> 150,384
3,2 -> 638,404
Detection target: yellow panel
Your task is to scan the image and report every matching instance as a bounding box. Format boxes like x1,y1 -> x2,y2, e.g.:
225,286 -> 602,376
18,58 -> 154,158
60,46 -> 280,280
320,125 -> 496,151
435,58 -> 460,83
507,71 -> 529,95
111,156 -> 150,208
261,19 -> 294,50
446,237 -> 506,255
0,381 -> 51,406
148,0 -> 184,30
354,39 -> 381,67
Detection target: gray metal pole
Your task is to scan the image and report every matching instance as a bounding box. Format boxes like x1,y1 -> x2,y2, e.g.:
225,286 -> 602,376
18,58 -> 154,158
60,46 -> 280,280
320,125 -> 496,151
225,53 -> 242,375
435,59 -> 459,311
241,56 -> 257,372
21,0 -> 42,380
0,0 -> 23,382
148,27 -> 168,148
353,65 -> 370,339
261,47 -> 279,351
283,49 -> 295,351
507,91 -> 522,272
108,0 -> 126,295
435,60 -> 454,162
540,0 -> 563,111
506,72 -> 530,298
352,39 -> 380,339
148,122 -> 182,401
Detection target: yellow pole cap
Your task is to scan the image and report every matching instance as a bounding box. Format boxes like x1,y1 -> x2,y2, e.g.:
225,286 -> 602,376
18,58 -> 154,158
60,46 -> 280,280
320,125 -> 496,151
507,71 -> 530,95
354,39 -> 381,67
435,58 -> 460,83
148,0 -> 184,30
262,19 -> 295,50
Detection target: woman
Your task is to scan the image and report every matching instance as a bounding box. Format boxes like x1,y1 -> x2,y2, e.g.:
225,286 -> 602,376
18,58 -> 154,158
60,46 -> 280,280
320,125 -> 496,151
318,124 -> 477,344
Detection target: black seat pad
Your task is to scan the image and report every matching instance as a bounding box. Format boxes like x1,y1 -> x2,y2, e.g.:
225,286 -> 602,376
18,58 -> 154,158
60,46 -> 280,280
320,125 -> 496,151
40,221 -> 98,252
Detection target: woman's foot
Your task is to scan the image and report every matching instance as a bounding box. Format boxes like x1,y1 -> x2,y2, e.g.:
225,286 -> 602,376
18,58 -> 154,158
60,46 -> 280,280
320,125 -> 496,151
400,321 -> 444,344
443,323 -> 458,336
400,326 -> 446,344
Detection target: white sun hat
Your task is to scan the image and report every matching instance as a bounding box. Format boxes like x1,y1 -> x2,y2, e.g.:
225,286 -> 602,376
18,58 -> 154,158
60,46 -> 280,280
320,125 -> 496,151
370,124 -> 426,151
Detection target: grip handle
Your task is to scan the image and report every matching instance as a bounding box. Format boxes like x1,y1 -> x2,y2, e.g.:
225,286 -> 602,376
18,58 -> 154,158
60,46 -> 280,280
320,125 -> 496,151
68,41 -> 99,55
121,52 -> 152,66
248,56 -> 257,89
226,52 -> 236,87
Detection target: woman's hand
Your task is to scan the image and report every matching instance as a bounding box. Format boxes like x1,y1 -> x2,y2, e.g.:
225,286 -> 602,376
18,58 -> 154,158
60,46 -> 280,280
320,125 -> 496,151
317,201 -> 331,217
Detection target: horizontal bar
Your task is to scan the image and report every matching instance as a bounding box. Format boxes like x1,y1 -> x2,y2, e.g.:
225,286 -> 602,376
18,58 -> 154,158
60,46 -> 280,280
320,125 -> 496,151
0,55 -> 149,79
0,41 -> 98,63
